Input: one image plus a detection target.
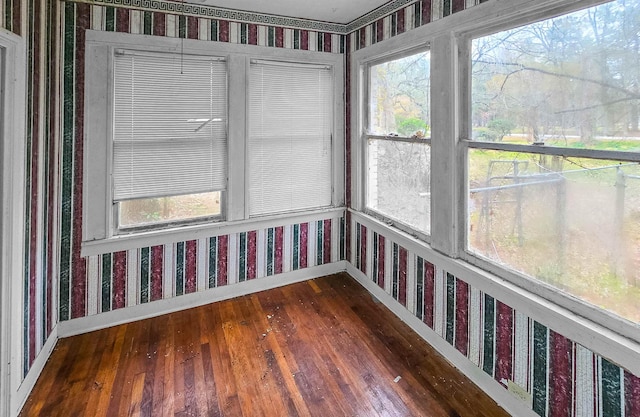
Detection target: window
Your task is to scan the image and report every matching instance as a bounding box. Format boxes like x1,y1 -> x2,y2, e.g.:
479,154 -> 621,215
113,50 -> 227,229
353,0 -> 640,345
83,31 -> 343,249
466,0 -> 640,325
365,50 -> 432,236
248,60 -> 333,216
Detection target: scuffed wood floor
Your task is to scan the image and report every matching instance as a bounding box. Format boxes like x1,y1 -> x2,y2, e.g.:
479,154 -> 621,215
20,273 -> 511,416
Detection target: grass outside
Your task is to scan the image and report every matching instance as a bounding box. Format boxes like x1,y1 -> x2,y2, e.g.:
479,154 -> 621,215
468,144 -> 640,323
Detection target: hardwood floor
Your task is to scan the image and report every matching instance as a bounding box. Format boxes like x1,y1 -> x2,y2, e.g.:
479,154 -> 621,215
20,273 -> 511,416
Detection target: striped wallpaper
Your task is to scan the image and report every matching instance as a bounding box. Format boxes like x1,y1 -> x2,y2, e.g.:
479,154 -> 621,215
7,0 -> 640,416
353,221 -> 640,417
346,0 -> 489,52
10,0 -> 350,380
83,219 -> 344,316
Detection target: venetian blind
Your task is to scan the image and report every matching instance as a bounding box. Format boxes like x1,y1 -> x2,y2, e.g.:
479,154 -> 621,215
113,51 -> 227,201
248,60 -> 333,216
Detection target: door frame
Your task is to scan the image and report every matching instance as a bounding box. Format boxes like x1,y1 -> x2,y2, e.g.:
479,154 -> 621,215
0,27 -> 27,417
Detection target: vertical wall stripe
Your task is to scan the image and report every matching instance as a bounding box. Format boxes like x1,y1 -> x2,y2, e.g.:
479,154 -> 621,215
415,256 -> 424,320
433,269 -> 445,337
101,253 -> 112,312
163,244 -> 173,299
398,246 -> 407,306
495,301 -> 514,386
532,321 -> 548,417
574,344 -> 596,417
360,224 -> 367,274
468,286 -> 482,366
150,245 -> 163,300
87,256 -> 99,316
482,294 -> 495,377
445,272 -> 455,345
228,233 -> 238,285
625,371 -> 640,417
112,251 -> 126,309
218,235 -> 228,286
152,11 -> 165,36
140,247 -> 150,304
60,1 -> 75,323
275,226 -> 284,274
454,278 -> 469,356
600,359 -> 622,417
185,240 -> 197,293
323,219 -> 331,264
512,312 -> 530,391
208,237 -> 218,287
197,238 -> 207,291
126,249 -> 137,306
549,331 -> 573,417
175,241 -> 185,295
70,2 -> 89,320
423,259 -> 435,328
247,230 -> 257,280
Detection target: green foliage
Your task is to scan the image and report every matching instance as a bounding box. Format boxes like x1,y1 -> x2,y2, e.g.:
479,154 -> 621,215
473,127 -> 499,142
487,119 -> 516,141
396,116 -> 428,137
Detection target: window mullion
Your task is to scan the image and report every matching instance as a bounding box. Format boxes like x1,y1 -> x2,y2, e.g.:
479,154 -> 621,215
430,33 -> 459,257
227,54 -> 246,222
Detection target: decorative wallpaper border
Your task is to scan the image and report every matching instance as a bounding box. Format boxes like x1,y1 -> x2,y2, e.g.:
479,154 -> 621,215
65,0 -> 348,33
346,0 -> 417,33
353,220 -> 640,417
61,0 -> 488,35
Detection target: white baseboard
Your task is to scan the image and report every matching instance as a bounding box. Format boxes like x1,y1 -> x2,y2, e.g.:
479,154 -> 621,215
59,261 -> 347,338
346,263 -> 536,417
14,325 -> 59,417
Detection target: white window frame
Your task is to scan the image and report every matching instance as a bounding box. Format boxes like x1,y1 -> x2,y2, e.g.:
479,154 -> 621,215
83,30 -> 344,256
362,46 -> 433,243
352,0 -> 640,377
0,28 -> 27,417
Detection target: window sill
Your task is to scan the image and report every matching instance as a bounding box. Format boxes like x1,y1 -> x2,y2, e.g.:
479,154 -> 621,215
349,209 -> 640,378
81,207 -> 346,257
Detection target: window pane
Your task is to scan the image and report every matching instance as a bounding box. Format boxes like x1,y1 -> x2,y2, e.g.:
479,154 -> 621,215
468,149 -> 640,323
471,0 -> 640,152
369,51 -> 431,137
119,191 -> 222,229
367,138 -> 431,234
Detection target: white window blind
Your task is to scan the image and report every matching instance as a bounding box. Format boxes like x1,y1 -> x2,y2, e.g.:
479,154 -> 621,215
248,60 -> 333,216
113,51 -> 227,201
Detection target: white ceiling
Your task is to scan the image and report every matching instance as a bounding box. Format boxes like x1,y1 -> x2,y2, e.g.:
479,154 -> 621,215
187,0 -> 391,25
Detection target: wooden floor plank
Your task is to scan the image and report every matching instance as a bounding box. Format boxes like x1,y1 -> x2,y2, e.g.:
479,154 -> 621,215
20,273 -> 512,417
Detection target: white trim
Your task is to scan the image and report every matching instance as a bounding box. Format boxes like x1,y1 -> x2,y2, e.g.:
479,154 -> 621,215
14,325 -> 58,416
0,28 -> 27,417
347,263 -> 539,417
58,261 -> 347,338
82,207 -> 346,257
350,210 -> 640,378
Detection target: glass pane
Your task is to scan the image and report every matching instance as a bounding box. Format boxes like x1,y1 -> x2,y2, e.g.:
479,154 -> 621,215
367,138 -> 431,234
471,0 -> 640,152
369,51 -> 431,137
468,149 -> 640,323
119,191 -> 222,228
